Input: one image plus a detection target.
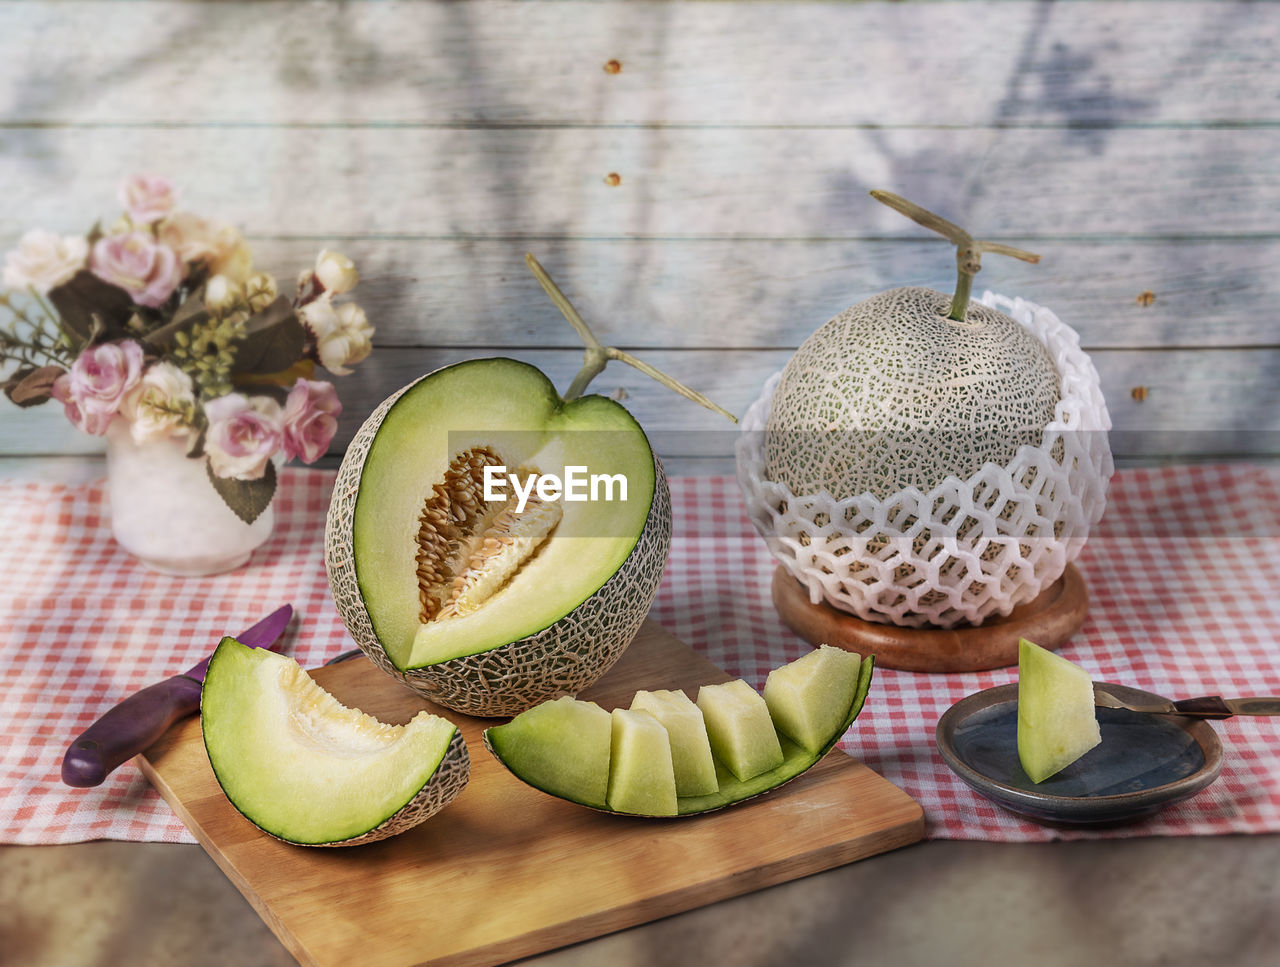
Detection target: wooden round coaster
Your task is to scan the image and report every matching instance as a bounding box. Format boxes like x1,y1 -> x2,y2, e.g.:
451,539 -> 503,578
771,563 -> 1088,673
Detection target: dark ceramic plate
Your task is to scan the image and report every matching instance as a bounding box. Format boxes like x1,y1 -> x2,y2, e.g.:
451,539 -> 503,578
936,682 -> 1223,826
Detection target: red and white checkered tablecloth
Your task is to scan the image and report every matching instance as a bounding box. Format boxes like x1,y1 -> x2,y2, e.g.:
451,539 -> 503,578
2,466 -> 1279,844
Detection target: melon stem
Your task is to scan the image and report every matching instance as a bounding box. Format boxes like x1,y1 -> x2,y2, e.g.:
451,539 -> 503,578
525,253 -> 738,423
869,190 -> 1041,323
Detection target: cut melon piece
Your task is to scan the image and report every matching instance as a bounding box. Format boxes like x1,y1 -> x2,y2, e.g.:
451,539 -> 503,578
200,637 -> 468,846
696,679 -> 784,782
629,689 -> 718,796
484,655 -> 875,817
325,357 -> 672,717
1017,638 -> 1102,783
483,695 -> 612,809
764,645 -> 865,754
607,708 -> 678,816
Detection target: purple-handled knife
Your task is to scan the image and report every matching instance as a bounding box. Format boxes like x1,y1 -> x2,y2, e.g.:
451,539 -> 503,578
60,604 -> 294,788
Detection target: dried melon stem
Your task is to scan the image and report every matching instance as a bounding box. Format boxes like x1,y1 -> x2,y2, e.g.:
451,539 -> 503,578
525,253 -> 737,423
415,448 -> 563,623
868,190 -> 1041,323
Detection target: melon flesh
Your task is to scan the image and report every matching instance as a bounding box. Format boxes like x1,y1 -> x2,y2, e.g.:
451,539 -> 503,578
629,689 -> 718,796
607,708 -> 678,816
696,679 -> 784,782
1017,638 -> 1102,783
200,638 -> 467,846
764,645 -> 864,754
483,696 -> 612,808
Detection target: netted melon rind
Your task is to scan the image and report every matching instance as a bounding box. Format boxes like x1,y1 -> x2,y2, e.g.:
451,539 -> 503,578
325,380 -> 673,717
261,729 -> 471,848
764,287 -> 1062,498
736,292 -> 1113,629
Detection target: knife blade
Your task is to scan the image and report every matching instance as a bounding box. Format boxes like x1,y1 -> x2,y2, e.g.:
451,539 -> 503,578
60,604 -> 294,788
1095,688 -> 1280,719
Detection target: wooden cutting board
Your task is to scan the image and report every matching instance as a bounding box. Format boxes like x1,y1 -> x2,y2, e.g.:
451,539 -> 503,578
137,619 -> 924,967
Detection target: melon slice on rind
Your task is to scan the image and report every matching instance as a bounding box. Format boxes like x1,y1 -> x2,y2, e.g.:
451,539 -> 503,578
1016,637 -> 1102,783
608,708 -> 678,816
482,695 -> 612,809
200,637 -> 469,847
764,645 -> 865,754
629,689 -> 718,797
696,679 -> 784,782
483,654 -> 875,818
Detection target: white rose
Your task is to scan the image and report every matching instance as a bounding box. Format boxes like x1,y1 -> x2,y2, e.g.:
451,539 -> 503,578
244,272 -> 278,312
158,212 -> 253,281
314,249 -> 358,294
3,229 -> 89,293
204,274 -> 239,311
122,362 -> 196,443
301,297 -> 374,375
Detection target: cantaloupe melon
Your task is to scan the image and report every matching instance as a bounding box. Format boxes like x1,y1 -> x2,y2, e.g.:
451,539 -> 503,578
200,637 -> 469,846
325,255 -> 732,716
483,650 -> 875,817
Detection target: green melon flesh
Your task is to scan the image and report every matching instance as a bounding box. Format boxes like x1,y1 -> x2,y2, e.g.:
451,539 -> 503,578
200,638 -> 468,846
696,679 -> 784,783
764,645 -> 865,754
326,357 -> 673,717
1017,638 -> 1102,783
483,656 -> 875,817
629,689 -> 719,796
483,696 -> 612,809
608,708 -> 678,816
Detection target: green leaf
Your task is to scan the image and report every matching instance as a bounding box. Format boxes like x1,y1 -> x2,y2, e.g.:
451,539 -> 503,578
206,460 -> 276,525
2,364 -> 64,407
232,297 -> 305,375
142,291 -> 210,354
46,270 -> 137,350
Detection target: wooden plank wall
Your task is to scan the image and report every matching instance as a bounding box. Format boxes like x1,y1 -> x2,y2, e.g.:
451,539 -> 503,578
2,0 -> 1278,477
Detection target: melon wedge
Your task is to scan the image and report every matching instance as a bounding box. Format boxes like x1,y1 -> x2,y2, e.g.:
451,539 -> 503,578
200,637 -> 469,846
764,645 -> 865,754
696,679 -> 785,782
1016,638 -> 1102,783
630,689 -> 718,796
482,652 -> 875,817
483,695 -> 612,809
608,708 -> 678,816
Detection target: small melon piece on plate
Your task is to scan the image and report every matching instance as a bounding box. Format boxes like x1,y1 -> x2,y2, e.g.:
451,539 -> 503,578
630,689 -> 718,796
696,679 -> 785,782
200,637 -> 469,847
1017,637 -> 1102,783
764,645 -> 865,754
483,695 -> 612,808
607,708 -> 678,816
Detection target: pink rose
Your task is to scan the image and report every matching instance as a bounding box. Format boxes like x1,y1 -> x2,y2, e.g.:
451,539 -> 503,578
90,232 -> 184,308
118,174 -> 178,225
51,340 -> 145,435
203,393 -> 284,480
281,379 -> 341,464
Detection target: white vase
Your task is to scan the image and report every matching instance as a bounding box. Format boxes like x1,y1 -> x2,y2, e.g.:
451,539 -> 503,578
105,420 -> 275,576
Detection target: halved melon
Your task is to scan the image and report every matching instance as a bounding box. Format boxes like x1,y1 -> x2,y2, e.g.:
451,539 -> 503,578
483,651 -> 876,817
325,357 -> 672,717
1016,637 -> 1102,783
200,637 -> 469,846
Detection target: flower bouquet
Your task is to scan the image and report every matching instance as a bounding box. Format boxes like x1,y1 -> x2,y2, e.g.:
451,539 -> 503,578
1,175 -> 374,527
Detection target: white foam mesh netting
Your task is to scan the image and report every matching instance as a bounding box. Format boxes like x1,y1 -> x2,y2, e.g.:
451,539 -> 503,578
736,292 -> 1114,629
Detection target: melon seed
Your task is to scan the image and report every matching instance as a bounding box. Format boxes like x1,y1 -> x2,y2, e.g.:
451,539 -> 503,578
416,449 -> 563,622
